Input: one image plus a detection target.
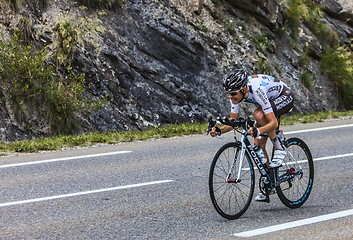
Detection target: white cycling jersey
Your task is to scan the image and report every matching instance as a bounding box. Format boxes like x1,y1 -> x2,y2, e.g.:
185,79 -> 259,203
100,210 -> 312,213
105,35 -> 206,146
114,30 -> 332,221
230,74 -> 290,114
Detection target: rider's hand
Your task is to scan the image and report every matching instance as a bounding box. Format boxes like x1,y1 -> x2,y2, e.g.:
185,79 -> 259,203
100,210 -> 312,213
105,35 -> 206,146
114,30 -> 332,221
248,126 -> 260,138
208,127 -> 221,137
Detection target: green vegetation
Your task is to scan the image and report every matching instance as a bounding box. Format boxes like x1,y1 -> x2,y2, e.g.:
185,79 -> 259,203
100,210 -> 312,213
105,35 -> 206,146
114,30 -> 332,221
1,111 -> 352,153
283,0 -> 352,109
250,34 -> 271,52
224,19 -> 235,35
304,6 -> 339,48
298,47 -> 315,90
249,34 -> 273,75
53,17 -> 79,65
257,57 -> 273,75
281,110 -> 353,125
17,17 -> 34,43
201,21 -> 209,33
0,34 -> 107,135
298,45 -> 310,67
301,70 -> 315,90
284,0 -> 339,45
320,46 -> 353,109
283,0 -> 308,38
5,0 -> 22,11
250,34 -> 273,75
0,3 -> 109,136
52,9 -> 106,66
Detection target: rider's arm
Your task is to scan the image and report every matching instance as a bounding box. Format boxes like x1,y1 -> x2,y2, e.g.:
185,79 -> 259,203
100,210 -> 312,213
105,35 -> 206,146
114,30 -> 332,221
210,112 -> 238,137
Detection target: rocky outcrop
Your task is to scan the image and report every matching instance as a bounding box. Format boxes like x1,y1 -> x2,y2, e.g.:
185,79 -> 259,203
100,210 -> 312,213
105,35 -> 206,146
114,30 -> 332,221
322,0 -> 353,26
0,0 -> 352,140
227,0 -> 283,30
76,0 -> 228,133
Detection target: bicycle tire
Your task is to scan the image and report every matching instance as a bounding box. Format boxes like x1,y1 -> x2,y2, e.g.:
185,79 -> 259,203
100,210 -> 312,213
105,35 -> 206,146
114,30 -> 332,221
276,137 -> 314,208
209,142 -> 255,219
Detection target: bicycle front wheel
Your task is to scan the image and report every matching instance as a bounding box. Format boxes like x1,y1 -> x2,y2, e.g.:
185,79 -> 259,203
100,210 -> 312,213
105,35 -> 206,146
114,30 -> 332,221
209,142 -> 255,220
276,137 -> 314,208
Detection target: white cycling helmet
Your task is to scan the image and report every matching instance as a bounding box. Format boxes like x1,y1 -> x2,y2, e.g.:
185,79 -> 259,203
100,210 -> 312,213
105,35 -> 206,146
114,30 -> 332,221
223,69 -> 248,94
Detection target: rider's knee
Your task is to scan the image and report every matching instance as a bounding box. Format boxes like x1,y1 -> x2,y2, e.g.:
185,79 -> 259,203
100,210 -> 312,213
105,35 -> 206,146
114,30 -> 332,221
254,108 -> 265,121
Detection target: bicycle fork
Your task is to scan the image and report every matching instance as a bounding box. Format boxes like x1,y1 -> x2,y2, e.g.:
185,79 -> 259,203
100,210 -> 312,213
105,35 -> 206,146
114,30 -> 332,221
226,135 -> 246,183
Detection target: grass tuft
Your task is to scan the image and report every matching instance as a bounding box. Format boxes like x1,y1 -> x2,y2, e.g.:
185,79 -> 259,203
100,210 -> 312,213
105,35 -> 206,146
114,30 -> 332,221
280,111 -> 353,125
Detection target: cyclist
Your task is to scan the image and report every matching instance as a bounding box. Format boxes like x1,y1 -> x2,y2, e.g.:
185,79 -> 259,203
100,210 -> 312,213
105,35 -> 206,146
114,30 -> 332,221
209,69 -> 294,202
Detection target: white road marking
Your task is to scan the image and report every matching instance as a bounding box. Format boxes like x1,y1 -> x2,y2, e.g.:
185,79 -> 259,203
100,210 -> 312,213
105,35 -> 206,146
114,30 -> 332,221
314,152 -> 353,161
246,152 -> 353,171
285,123 -> 353,135
234,208 -> 353,237
0,151 -> 132,169
282,152 -> 353,166
0,180 -> 174,208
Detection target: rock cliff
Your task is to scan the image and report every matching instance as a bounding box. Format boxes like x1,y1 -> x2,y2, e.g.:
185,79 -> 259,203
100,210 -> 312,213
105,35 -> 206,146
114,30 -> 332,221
0,0 -> 352,140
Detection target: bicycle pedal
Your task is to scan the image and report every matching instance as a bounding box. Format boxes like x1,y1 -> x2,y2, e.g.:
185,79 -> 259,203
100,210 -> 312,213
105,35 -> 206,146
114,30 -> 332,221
257,198 -> 270,203
264,194 -> 270,203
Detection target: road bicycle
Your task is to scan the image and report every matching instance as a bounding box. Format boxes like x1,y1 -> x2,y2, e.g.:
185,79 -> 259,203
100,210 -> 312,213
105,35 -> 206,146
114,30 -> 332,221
208,116 -> 314,220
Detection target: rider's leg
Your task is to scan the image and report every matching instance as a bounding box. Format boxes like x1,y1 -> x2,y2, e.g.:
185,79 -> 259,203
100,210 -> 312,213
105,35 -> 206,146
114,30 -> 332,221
254,107 -> 274,202
253,106 -> 279,142
253,107 -> 277,165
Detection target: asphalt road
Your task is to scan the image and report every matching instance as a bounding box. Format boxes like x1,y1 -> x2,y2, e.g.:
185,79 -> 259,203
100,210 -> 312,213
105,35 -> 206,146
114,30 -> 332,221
0,117 -> 352,239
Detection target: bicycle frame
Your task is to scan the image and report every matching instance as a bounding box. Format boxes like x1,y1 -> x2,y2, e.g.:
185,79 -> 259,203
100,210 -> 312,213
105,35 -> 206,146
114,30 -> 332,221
232,130 -> 269,182
231,130 -> 303,188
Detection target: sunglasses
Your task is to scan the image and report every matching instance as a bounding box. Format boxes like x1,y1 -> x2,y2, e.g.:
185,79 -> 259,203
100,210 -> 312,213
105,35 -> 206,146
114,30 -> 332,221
227,89 -> 242,96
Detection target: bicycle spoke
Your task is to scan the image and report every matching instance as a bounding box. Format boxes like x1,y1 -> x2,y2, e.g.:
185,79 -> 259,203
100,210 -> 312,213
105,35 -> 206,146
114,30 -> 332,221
277,138 -> 314,208
209,143 -> 254,219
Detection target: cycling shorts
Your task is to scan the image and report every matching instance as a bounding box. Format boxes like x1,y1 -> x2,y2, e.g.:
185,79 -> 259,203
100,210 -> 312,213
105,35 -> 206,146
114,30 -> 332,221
270,85 -> 293,117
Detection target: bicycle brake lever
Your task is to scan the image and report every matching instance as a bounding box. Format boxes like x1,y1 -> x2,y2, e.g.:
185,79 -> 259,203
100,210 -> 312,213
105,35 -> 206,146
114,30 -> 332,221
207,116 -> 215,135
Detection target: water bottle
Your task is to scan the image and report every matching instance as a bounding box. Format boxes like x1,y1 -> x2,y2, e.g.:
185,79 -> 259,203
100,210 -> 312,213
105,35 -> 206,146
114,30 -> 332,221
254,145 -> 265,163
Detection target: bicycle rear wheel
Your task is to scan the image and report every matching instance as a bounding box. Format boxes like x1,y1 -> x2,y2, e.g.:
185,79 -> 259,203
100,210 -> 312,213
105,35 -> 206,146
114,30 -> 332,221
276,137 -> 314,208
209,142 -> 255,219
